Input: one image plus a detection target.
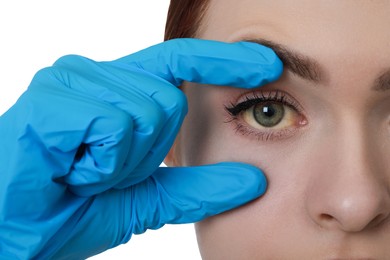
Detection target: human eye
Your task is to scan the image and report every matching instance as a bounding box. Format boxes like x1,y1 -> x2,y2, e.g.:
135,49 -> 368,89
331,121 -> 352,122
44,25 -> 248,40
225,90 -> 307,141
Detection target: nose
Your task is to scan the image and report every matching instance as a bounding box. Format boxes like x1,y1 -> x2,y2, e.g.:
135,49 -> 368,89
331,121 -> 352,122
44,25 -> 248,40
305,123 -> 390,233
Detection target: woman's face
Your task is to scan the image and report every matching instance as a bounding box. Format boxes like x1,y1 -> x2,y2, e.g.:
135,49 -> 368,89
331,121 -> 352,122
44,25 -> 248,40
167,0 -> 390,258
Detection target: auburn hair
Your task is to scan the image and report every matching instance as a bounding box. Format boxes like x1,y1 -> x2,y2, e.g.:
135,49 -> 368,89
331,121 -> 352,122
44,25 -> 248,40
164,0 -> 210,41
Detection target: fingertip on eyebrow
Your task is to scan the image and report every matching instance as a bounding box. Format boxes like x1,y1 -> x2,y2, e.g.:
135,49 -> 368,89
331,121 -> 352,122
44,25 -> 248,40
236,37 -> 390,92
241,38 -> 326,84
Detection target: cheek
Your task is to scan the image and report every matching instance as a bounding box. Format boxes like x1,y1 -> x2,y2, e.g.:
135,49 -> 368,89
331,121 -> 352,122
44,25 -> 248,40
194,131 -> 339,258
195,153 -> 311,259
193,133 -> 307,256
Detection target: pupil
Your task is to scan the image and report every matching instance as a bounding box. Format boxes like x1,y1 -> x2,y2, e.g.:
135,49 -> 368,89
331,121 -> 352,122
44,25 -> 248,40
253,102 -> 285,127
262,106 -> 275,118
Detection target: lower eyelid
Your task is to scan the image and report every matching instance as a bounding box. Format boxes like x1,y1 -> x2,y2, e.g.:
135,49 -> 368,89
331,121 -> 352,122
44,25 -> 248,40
231,120 -> 300,142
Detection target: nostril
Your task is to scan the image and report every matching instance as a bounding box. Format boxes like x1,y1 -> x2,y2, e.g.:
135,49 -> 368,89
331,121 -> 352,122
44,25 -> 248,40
320,214 -> 333,221
318,211 -> 390,231
368,213 -> 389,229
316,214 -> 336,228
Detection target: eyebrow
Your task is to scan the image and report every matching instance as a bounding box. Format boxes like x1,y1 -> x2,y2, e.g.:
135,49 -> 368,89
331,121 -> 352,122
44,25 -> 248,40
374,70 -> 390,92
243,38 -> 390,92
244,38 -> 326,83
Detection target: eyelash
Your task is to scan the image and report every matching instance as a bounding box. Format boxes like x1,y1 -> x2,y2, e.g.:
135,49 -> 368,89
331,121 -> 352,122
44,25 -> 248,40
224,90 -> 306,141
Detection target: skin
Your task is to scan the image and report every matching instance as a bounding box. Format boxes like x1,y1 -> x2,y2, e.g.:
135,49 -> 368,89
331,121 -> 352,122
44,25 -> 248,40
165,0 -> 390,258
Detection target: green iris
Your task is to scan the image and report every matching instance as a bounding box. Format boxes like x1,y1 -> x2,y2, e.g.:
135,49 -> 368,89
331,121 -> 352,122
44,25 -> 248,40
253,102 -> 285,127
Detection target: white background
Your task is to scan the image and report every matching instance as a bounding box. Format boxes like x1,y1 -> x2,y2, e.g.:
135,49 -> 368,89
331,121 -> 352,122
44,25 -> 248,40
0,1 -> 201,259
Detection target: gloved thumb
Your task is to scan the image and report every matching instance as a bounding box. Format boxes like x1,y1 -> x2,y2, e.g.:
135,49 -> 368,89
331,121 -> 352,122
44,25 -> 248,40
128,162 -> 267,235
45,162 -> 266,258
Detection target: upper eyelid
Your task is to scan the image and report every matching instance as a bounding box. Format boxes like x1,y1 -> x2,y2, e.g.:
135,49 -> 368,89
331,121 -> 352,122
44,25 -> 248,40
226,98 -> 262,116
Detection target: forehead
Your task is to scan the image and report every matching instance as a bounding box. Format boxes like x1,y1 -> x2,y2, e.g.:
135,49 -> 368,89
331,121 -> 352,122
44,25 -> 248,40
201,0 -> 390,64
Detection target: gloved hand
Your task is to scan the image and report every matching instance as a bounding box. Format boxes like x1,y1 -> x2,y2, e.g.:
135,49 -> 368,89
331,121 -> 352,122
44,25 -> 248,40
0,38 -> 283,259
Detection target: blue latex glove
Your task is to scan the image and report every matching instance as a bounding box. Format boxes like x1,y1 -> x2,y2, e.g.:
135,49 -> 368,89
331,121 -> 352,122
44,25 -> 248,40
0,39 -> 283,259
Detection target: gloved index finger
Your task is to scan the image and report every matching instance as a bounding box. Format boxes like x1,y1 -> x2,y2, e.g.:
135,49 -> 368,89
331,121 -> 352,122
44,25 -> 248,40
114,38 -> 283,88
